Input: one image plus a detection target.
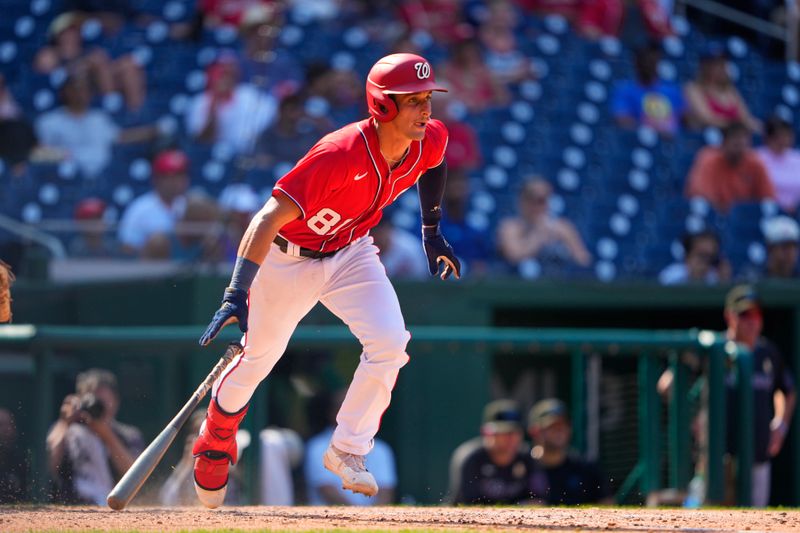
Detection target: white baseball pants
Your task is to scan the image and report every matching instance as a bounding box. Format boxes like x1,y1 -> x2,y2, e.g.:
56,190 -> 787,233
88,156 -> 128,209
212,236 -> 411,456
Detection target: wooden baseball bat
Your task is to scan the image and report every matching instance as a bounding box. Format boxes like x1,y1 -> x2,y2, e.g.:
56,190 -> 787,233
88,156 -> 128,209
106,341 -> 243,510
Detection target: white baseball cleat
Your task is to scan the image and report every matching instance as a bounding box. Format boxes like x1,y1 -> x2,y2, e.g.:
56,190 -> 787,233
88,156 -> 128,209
194,481 -> 226,509
323,444 -> 379,497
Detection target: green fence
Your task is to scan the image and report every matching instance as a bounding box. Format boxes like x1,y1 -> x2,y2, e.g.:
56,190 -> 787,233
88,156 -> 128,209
0,324 -> 753,506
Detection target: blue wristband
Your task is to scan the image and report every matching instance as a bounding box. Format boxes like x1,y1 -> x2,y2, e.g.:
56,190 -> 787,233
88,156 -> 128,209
230,256 -> 260,291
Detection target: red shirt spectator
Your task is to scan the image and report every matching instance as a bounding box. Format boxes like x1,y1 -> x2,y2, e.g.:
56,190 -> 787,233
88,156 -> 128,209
199,0 -> 275,27
438,39 -> 510,113
397,0 -> 473,46
685,123 -> 775,213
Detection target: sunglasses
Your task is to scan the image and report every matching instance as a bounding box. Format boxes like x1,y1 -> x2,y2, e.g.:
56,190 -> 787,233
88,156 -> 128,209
737,307 -> 762,320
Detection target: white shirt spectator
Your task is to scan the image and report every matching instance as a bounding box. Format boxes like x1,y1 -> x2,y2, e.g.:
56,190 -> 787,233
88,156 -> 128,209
118,191 -> 187,251
374,228 -> 428,279
35,108 -> 119,177
757,146 -> 800,213
304,427 -> 396,506
658,262 -> 720,285
186,84 -> 277,155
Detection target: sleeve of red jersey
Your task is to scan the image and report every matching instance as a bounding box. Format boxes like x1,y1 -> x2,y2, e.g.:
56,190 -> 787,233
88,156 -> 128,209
426,119 -> 450,169
272,142 -> 348,220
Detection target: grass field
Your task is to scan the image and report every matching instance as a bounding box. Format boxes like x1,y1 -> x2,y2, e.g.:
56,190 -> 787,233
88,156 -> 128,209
1,505 -> 799,532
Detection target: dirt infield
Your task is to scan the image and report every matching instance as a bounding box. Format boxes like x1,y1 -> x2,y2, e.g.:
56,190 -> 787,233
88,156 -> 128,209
1,506 -> 799,532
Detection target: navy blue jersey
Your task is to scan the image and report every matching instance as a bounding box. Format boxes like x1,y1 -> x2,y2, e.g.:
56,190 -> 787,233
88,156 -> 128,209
726,337 -> 795,462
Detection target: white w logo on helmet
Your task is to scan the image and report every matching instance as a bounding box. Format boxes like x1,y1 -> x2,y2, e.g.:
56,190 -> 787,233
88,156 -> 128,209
413,62 -> 431,80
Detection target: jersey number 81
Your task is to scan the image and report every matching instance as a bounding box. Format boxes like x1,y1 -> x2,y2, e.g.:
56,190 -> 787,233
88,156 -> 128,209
307,208 -> 352,235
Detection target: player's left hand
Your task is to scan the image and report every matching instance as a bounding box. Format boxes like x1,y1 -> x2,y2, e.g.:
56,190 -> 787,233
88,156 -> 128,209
422,225 -> 461,280
199,287 -> 249,346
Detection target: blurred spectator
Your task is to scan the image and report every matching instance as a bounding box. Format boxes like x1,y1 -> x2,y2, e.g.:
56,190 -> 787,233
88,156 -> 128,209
0,408 -> 27,503
527,399 -> 612,505
46,369 -> 144,505
219,183 -> 262,261
160,409 -> 247,505
0,74 -> 37,170
685,123 -> 775,213
255,93 -> 329,168
68,198 -> 121,258
305,390 -> 396,505
574,0 -> 624,40
186,55 -> 277,154
142,192 -> 226,262
160,410 -> 206,506
440,171 -> 492,276
518,0 -> 582,18
447,399 -> 538,505
439,100 -> 481,173
762,215 -> 800,279
478,2 -> 536,86
259,427 -> 303,505
238,4 -> 304,98
371,216 -> 428,279
611,43 -> 685,137
34,12 -> 146,111
118,149 -> 189,255
756,117 -> 800,214
198,0 -> 276,28
632,0 -> 674,40
519,0 -> 671,39
0,261 -> 13,324
658,229 -> 731,285
64,0 -> 153,35
35,73 -> 158,178
721,285 -> 796,507
287,0 -> 343,23
438,39 -> 510,114
497,177 -> 592,272
397,0 -> 473,46
304,63 -> 362,124
684,44 -> 762,133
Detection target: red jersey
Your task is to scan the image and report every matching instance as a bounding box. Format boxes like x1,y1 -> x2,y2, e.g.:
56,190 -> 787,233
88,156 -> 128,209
273,118 -> 449,252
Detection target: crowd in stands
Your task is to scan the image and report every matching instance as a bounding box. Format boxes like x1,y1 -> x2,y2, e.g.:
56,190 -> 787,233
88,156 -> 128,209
0,0 -> 799,286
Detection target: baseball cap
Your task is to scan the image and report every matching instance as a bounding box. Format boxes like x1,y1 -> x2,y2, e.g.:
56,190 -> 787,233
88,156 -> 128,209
481,400 -> 522,434
762,215 -> 800,246
528,398 -> 568,429
725,284 -> 760,315
74,197 -> 106,220
48,12 -> 81,39
152,150 -> 189,176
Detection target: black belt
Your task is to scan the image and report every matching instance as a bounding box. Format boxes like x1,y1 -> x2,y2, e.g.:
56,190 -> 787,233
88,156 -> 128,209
273,235 -> 339,259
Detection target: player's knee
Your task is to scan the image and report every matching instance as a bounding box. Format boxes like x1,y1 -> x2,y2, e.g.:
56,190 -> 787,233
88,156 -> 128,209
367,328 -> 410,364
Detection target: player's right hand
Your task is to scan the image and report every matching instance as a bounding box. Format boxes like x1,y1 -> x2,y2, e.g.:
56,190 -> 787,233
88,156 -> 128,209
199,287 -> 249,346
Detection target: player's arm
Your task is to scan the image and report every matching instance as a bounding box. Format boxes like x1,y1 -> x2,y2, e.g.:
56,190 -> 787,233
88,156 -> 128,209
417,161 -> 461,280
198,193 -> 301,346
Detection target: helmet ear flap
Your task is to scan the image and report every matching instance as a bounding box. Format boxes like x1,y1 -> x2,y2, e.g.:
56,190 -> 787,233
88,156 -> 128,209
371,93 -> 397,122
379,94 -> 398,122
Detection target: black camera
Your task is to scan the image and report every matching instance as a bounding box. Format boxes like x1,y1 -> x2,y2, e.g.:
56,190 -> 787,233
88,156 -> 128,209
79,393 -> 105,420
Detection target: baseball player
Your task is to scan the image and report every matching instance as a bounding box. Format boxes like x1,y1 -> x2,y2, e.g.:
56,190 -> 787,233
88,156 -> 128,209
192,53 -> 460,508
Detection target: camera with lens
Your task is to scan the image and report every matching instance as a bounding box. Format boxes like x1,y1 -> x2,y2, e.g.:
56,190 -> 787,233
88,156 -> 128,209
79,393 -> 105,420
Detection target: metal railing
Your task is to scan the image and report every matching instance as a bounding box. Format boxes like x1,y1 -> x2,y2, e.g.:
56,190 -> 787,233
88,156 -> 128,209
0,324 -> 753,506
675,0 -> 799,62
0,213 -> 66,259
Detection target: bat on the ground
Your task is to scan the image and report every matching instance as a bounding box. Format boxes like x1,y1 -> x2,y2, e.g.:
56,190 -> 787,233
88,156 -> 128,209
106,341 -> 243,510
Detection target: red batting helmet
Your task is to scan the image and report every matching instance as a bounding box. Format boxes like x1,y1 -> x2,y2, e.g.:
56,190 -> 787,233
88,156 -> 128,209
366,53 -> 447,122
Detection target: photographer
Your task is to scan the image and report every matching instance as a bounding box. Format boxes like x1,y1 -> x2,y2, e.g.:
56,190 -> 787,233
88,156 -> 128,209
46,369 -> 143,504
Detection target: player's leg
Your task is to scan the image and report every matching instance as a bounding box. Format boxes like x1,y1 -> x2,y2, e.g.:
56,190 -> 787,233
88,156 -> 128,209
319,237 -> 411,495
194,246 -> 324,507
750,461 -> 770,507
